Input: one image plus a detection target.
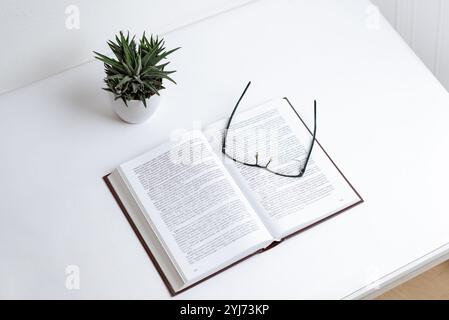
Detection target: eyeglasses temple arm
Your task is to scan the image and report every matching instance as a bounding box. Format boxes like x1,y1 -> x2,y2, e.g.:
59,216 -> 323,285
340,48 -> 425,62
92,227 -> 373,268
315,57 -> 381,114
299,100 -> 317,176
222,81 -> 252,154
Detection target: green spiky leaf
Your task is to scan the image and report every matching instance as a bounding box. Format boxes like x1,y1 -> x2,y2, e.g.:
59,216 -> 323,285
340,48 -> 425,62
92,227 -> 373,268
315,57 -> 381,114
94,31 -> 180,107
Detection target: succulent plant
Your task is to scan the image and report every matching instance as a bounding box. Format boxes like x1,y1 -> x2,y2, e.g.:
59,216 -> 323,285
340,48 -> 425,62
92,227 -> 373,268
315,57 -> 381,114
94,31 -> 179,107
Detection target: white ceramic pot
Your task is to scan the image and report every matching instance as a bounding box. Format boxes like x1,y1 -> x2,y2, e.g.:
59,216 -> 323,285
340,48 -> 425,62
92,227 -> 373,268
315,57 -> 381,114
111,94 -> 161,124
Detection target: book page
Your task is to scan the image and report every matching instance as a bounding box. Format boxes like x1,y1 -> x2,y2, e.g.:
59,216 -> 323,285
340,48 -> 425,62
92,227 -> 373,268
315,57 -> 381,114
204,98 -> 361,239
118,132 -> 273,283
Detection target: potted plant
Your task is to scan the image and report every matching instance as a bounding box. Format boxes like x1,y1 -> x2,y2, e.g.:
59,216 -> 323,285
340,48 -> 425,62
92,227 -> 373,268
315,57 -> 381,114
94,31 -> 179,124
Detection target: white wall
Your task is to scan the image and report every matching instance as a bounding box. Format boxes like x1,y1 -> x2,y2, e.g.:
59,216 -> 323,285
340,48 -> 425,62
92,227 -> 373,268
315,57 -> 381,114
372,0 -> 449,91
2,0 -> 448,94
0,0 -> 253,94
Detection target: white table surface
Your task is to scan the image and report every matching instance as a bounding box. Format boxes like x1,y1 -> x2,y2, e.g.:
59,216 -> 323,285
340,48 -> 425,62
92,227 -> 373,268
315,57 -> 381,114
2,0 -> 449,299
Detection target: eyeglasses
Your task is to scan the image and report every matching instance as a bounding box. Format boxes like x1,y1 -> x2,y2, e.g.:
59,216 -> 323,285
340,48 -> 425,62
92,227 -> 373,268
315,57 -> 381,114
221,81 -> 317,178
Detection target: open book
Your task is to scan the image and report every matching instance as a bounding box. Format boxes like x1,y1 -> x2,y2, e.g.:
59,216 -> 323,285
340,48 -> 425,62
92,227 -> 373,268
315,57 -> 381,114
104,98 -> 363,294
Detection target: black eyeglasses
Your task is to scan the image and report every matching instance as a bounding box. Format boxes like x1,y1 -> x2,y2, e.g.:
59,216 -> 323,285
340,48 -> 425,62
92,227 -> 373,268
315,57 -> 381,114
221,81 -> 317,178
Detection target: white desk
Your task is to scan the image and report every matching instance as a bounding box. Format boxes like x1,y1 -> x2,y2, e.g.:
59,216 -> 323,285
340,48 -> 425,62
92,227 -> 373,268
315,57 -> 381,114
2,0 -> 449,299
